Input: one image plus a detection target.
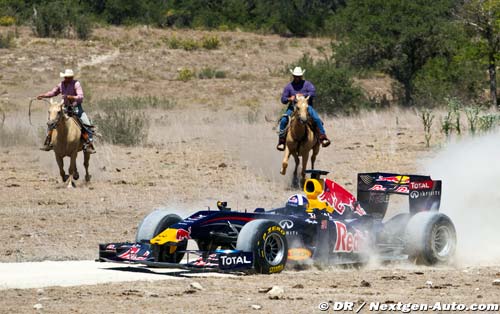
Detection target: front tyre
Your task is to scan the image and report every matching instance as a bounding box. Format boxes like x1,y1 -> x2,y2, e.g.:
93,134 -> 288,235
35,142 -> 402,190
405,212 -> 456,265
236,219 -> 288,274
135,210 -> 186,263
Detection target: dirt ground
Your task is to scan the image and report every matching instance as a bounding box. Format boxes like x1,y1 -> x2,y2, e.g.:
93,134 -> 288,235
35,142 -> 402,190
1,26 -> 497,314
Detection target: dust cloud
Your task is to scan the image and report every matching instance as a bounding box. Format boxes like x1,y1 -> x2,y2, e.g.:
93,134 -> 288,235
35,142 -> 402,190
423,130 -> 500,266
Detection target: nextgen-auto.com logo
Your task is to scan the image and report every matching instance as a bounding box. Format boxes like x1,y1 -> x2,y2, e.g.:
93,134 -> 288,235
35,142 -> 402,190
317,301 -> 499,313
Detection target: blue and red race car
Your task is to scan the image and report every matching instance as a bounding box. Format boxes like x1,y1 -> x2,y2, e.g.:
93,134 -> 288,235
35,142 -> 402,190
98,170 -> 456,274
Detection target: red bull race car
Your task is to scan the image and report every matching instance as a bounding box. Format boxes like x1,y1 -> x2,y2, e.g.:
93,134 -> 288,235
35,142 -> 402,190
98,170 -> 456,274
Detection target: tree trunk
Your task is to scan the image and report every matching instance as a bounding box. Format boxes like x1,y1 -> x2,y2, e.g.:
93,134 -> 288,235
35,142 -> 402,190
488,52 -> 498,109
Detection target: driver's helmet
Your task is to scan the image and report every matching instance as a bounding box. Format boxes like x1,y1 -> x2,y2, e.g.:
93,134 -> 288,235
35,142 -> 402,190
286,194 -> 309,210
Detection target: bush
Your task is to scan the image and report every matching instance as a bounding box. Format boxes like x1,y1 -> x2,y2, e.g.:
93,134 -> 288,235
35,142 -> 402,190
178,68 -> 194,81
93,110 -> 150,146
0,32 -> 15,49
291,54 -> 368,115
198,67 -> 226,79
201,35 -> 220,49
0,16 -> 15,26
31,1 -> 93,40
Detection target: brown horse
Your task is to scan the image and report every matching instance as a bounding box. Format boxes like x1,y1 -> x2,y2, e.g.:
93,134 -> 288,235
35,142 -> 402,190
280,95 -> 320,186
46,99 -> 91,188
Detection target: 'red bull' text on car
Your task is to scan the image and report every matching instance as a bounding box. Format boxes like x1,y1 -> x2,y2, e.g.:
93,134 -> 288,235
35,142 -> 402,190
98,170 -> 456,274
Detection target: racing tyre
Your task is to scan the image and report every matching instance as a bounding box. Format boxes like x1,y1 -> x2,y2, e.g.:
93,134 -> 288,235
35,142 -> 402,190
236,219 -> 288,274
136,210 -> 186,263
405,212 -> 456,265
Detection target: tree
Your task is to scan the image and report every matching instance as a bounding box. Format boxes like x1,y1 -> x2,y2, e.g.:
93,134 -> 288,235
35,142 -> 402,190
456,0 -> 500,108
334,0 -> 459,106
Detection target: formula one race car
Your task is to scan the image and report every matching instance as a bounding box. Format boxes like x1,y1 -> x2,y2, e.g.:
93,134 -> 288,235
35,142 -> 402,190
98,170 -> 456,274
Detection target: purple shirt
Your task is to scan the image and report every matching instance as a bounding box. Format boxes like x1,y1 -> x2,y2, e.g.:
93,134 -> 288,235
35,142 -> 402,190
281,80 -> 316,106
42,79 -> 84,106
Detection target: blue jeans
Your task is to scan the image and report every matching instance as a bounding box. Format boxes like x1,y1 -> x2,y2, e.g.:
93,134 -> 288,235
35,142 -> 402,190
279,104 -> 325,137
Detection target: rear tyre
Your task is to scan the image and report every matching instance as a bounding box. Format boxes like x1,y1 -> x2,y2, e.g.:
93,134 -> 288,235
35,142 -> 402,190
236,219 -> 288,274
135,210 -> 186,263
405,212 -> 456,265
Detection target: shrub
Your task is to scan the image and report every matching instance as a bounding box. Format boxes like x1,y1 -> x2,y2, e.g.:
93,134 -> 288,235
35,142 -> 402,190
0,16 -> 15,26
0,32 -> 15,49
93,110 -> 150,146
178,68 -> 194,81
201,35 -> 220,49
31,1 -> 92,40
291,54 -> 368,115
198,67 -> 226,79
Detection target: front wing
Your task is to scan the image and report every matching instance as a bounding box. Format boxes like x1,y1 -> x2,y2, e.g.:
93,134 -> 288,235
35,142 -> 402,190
98,242 -> 253,272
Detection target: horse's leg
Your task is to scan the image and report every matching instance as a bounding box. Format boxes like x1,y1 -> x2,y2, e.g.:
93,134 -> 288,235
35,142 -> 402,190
67,153 -> 77,188
56,154 -> 68,182
84,152 -> 91,182
292,152 -> 300,188
280,145 -> 291,175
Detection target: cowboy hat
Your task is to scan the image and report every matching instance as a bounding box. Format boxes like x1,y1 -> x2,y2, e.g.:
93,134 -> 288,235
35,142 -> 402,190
59,69 -> 74,78
290,66 -> 305,76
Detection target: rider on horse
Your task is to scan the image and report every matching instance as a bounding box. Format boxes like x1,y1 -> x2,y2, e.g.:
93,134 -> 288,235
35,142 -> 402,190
37,69 -> 96,154
277,67 -> 330,151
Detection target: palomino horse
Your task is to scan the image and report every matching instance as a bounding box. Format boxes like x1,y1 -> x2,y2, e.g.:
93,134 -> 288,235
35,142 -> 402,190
280,95 -> 320,186
46,99 -> 91,188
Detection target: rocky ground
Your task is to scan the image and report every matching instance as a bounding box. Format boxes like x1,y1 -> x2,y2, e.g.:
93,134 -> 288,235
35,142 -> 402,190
1,26 -> 498,314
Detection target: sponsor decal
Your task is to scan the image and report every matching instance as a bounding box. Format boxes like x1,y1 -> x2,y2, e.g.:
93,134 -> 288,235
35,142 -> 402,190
395,186 -> 409,194
410,191 -> 420,199
218,252 -> 253,270
376,175 -> 410,184
334,221 -> 367,253
410,180 -> 434,190
417,190 -> 440,197
279,220 -> 294,230
117,245 -> 149,261
105,244 -> 116,251
269,264 -> 284,273
176,227 -> 191,241
288,248 -> 312,261
369,184 -> 387,191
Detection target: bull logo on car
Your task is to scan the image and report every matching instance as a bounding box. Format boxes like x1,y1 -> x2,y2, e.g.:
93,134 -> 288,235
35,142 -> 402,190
176,227 -> 191,241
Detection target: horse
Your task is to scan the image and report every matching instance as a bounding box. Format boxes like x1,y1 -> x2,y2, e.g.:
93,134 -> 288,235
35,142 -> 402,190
280,95 -> 320,187
46,99 -> 91,188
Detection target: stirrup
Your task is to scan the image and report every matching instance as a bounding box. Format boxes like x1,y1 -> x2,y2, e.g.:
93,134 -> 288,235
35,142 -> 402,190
83,143 -> 96,154
39,145 -> 53,151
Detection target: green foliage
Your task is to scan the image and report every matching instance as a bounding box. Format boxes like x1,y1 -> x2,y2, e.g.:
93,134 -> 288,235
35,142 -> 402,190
177,68 -> 194,82
0,16 -> 15,26
201,35 -> 220,49
292,54 -> 368,115
198,67 -> 226,79
419,109 -> 435,148
0,31 -> 15,48
334,0 -> 460,106
31,0 -> 92,40
93,110 -> 150,146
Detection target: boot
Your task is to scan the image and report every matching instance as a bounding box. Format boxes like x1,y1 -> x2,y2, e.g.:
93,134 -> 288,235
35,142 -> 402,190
276,137 -> 286,151
83,140 -> 96,154
39,131 -> 53,151
319,134 -> 331,147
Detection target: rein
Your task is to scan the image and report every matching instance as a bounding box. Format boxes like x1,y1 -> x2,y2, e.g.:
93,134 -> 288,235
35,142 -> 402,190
28,98 -> 50,126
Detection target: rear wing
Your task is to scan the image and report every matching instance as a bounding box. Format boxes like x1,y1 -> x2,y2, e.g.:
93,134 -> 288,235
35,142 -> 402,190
357,172 -> 442,219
